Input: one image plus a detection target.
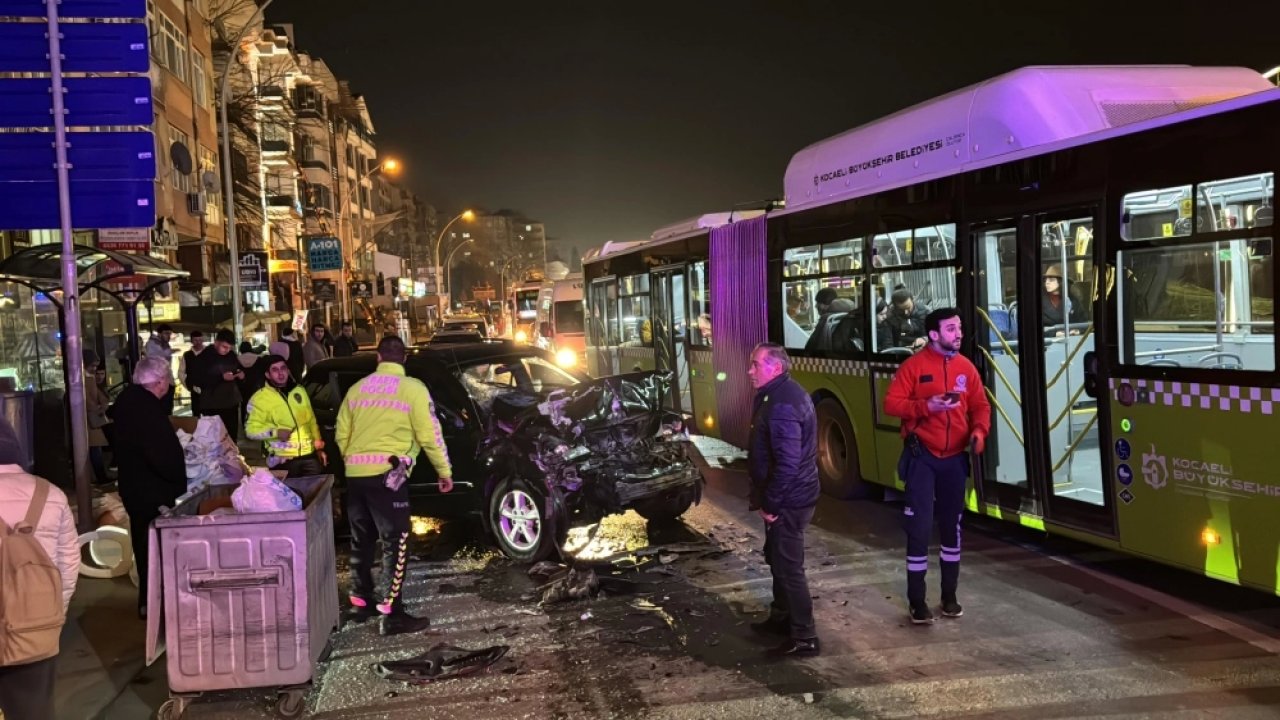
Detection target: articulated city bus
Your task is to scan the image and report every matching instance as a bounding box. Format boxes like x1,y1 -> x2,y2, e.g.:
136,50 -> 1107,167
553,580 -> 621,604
589,65 -> 1280,594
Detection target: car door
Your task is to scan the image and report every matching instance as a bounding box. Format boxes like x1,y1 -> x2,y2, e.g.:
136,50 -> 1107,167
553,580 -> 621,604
406,359 -> 482,511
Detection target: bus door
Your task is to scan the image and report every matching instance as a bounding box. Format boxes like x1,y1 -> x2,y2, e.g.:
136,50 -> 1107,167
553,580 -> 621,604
972,207 -> 1113,532
651,265 -> 692,413
587,277 -> 619,377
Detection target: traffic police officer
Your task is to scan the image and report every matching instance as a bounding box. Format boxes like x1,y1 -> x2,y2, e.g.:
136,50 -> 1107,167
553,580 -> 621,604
336,335 -> 453,635
884,307 -> 991,624
244,355 -> 326,477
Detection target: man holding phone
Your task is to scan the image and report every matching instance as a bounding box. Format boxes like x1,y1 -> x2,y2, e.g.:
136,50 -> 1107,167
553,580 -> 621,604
884,308 -> 991,625
198,329 -> 246,441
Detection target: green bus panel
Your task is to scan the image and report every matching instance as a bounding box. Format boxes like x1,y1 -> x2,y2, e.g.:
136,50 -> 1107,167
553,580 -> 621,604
689,350 -> 719,438
618,346 -> 656,373
1109,377 -> 1280,594
789,363 -> 882,487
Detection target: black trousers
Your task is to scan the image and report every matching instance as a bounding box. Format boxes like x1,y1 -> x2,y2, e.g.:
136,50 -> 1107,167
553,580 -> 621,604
201,406 -> 240,441
763,504 -> 817,639
0,655 -> 57,720
126,503 -> 159,612
900,445 -> 967,607
347,475 -> 412,614
275,454 -> 323,478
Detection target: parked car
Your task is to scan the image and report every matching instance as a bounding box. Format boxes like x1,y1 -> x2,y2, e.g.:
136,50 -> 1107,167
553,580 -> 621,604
305,341 -> 702,561
437,315 -> 493,338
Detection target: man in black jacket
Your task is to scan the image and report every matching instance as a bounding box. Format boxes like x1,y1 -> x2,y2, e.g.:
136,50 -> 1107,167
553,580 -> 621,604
746,342 -> 821,657
878,287 -> 930,351
197,329 -> 244,441
332,321 -> 359,358
108,356 -> 187,618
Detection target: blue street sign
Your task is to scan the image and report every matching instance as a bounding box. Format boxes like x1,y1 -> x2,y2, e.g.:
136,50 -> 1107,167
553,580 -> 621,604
0,131 -> 155,182
0,76 -> 151,128
2,179 -> 153,230
306,237 -> 344,271
0,0 -> 145,19
0,22 -> 149,73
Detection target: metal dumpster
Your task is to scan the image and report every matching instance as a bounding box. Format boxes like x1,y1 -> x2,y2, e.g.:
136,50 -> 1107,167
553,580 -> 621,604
145,475 -> 340,719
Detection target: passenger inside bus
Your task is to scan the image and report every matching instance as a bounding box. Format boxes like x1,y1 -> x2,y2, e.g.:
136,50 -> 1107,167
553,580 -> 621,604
1041,264 -> 1083,337
805,288 -> 864,354
878,288 -> 930,350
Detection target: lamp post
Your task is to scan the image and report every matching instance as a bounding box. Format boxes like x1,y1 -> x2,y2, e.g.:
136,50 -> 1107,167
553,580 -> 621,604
219,0 -> 275,342
432,209 -> 474,312
444,238 -> 474,310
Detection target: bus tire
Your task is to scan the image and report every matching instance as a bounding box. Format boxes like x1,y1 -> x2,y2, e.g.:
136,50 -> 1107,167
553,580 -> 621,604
815,398 -> 867,500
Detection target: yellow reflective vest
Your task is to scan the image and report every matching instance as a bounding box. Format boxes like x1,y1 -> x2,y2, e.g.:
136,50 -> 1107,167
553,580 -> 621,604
335,362 -> 452,479
245,383 -> 322,461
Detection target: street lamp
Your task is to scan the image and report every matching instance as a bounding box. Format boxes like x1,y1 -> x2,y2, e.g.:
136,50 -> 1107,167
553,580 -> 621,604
444,238 -> 474,309
219,0 -> 276,342
335,157 -> 400,319
433,209 -> 474,308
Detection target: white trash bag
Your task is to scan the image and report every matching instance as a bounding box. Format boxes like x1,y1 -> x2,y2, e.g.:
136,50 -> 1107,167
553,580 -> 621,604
231,468 -> 302,513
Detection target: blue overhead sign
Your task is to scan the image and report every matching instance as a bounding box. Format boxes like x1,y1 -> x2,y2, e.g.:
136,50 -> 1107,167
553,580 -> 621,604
0,77 -> 152,128
0,0 -> 154,231
0,22 -> 149,73
306,237 -> 344,272
0,0 -> 145,19
0,131 -> 155,182
5,179 -> 153,229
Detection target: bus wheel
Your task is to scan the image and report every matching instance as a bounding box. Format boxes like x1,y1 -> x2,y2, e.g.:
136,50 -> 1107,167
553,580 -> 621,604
815,398 -> 866,500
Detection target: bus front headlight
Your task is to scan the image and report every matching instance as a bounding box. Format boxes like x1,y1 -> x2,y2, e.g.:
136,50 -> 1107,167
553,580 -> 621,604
555,348 -> 577,368
514,329 -> 528,343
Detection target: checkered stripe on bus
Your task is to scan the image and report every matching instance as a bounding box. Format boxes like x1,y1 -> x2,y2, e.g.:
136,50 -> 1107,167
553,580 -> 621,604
788,355 -> 871,377
1110,378 -> 1280,415
618,346 -> 656,360
689,349 -> 713,366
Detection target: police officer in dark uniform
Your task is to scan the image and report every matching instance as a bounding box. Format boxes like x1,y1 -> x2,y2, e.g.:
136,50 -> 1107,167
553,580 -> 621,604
746,342 -> 821,657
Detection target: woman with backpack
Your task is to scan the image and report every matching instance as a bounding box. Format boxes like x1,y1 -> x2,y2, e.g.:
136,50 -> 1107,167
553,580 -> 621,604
0,415 -> 79,719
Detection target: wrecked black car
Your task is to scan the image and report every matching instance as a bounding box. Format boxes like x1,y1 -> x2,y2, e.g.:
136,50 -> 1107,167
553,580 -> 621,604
305,341 -> 703,561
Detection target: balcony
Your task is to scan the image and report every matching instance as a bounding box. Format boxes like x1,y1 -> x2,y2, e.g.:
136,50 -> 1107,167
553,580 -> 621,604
300,158 -> 329,171
295,102 -> 323,120
258,85 -> 286,101
261,139 -> 290,153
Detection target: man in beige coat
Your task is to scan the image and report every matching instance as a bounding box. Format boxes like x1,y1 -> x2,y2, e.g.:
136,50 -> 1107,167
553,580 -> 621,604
0,416 -> 79,719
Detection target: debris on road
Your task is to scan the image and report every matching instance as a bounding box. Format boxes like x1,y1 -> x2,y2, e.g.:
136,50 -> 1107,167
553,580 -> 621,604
373,643 -> 510,684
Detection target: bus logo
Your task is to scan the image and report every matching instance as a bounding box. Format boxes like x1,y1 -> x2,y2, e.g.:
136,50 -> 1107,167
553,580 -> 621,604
1141,445 -> 1168,490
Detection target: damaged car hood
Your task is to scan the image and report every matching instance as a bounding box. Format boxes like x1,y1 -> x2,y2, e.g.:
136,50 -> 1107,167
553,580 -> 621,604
537,371 -> 672,436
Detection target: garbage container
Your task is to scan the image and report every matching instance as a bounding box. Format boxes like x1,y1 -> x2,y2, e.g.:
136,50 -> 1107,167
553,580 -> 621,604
145,475 -> 339,720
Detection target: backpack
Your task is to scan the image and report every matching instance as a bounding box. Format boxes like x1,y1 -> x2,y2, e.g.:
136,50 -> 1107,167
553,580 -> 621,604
0,480 -> 64,666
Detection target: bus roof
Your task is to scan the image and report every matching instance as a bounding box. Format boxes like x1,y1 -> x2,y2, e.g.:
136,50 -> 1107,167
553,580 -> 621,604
582,240 -> 647,264
784,65 -> 1276,213
649,210 -> 767,242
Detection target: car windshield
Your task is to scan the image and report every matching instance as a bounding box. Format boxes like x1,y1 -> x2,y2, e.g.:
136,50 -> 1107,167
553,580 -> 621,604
457,354 -> 579,412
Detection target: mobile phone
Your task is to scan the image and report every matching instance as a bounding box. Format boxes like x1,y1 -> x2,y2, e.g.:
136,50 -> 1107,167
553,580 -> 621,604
942,392 -> 961,403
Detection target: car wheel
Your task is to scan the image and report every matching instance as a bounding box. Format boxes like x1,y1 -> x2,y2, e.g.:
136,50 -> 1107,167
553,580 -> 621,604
489,477 -> 559,562
815,398 -> 873,500
633,489 -> 695,525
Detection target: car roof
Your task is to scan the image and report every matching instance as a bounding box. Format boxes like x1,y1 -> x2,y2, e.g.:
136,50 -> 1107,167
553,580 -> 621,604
306,340 -> 553,378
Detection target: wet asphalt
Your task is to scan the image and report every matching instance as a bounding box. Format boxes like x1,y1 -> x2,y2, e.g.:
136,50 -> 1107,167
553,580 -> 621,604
81,441 -> 1280,720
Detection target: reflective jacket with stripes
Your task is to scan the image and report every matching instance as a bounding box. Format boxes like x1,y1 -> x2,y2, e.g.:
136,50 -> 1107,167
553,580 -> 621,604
335,362 -> 452,479
245,383 -> 322,462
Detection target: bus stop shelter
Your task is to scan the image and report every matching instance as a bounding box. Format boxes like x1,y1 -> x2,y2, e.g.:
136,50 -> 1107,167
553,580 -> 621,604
0,244 -> 188,526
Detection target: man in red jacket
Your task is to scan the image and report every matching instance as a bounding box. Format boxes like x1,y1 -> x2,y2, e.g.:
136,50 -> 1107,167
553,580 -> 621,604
884,307 -> 991,625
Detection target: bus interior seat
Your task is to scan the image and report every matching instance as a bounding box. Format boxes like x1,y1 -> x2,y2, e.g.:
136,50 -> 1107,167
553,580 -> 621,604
1198,352 -> 1243,370
987,306 -> 1017,347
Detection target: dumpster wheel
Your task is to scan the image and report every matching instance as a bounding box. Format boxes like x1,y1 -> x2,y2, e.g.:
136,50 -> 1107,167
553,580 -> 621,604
157,697 -> 187,720
276,689 -> 307,719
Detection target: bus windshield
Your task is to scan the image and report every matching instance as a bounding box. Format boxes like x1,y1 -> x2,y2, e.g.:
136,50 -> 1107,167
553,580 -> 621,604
555,300 -> 585,334
515,289 -> 540,320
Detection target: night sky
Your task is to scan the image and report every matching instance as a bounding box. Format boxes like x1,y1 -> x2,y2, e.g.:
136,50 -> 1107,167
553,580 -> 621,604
267,0 -> 1275,255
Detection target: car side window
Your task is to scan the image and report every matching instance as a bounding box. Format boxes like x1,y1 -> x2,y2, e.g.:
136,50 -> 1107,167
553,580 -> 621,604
305,378 -> 335,409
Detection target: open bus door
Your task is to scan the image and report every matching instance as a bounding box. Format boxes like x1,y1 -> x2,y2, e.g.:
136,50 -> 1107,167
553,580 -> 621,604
971,205 -> 1115,535
650,265 -> 692,414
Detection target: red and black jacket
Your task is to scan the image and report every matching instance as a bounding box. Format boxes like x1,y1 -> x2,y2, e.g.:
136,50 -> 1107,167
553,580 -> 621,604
884,346 -> 992,458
